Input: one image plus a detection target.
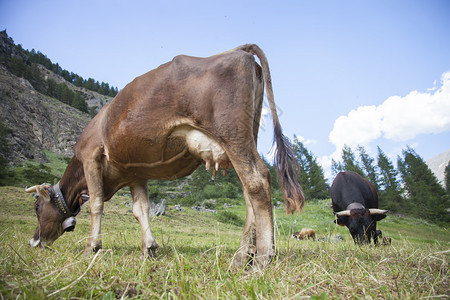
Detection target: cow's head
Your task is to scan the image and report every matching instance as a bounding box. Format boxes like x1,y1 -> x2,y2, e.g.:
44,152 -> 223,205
25,183 -> 80,248
292,232 -> 303,240
334,208 -> 387,244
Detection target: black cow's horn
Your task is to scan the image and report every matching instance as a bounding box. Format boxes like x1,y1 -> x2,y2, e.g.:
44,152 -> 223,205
368,209 -> 388,215
335,210 -> 351,217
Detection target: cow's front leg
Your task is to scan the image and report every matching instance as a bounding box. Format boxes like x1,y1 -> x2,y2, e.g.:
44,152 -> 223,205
83,155 -> 104,254
86,193 -> 104,253
131,181 -> 158,257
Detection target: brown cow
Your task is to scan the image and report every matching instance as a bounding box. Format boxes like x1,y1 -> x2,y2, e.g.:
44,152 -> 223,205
25,44 -> 304,268
293,228 -> 316,241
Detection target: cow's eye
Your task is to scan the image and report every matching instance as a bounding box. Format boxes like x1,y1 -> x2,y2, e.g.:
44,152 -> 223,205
35,204 -> 39,212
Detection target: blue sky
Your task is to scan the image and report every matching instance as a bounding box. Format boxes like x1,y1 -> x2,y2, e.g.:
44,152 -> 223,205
1,0 -> 450,180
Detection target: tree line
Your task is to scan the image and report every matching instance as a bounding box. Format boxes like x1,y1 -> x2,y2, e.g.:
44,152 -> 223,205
0,31 -> 117,115
24,47 -> 118,97
2,54 -> 90,113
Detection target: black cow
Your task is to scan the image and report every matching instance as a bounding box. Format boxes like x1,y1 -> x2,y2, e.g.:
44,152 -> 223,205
331,171 -> 388,244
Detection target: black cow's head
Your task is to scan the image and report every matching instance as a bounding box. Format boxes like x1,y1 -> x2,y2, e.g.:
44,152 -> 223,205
334,208 -> 387,244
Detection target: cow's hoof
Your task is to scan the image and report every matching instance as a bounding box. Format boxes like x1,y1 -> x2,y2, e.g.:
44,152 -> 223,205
255,254 -> 273,270
231,251 -> 253,269
142,243 -> 159,259
83,244 -> 102,256
83,247 -> 92,256
93,245 -> 102,253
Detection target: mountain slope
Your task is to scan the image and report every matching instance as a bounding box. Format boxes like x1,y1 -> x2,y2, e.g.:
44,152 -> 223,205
426,149 -> 450,185
0,30 -> 114,166
0,64 -> 91,164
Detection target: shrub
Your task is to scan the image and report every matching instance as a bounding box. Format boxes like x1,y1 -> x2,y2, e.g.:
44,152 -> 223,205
20,163 -> 59,185
216,211 -> 244,227
148,185 -> 161,200
203,200 -> 216,210
222,182 -> 238,198
202,182 -> 239,199
202,184 -> 222,199
177,194 -> 202,207
271,191 -> 284,207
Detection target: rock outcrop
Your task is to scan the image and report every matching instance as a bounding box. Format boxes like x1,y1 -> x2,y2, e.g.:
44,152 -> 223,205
0,64 -> 91,164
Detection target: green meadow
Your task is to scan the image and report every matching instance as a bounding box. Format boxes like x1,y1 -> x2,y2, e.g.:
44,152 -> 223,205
0,186 -> 448,299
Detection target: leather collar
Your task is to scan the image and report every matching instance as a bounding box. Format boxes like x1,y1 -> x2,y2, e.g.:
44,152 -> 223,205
53,182 -> 81,217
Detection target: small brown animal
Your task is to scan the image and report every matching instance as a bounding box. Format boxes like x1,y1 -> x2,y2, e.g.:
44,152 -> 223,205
382,236 -> 392,245
293,228 -> 316,241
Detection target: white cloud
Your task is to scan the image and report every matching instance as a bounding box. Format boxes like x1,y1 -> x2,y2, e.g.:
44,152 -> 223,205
329,105 -> 382,149
329,71 -> 450,151
294,135 -> 318,146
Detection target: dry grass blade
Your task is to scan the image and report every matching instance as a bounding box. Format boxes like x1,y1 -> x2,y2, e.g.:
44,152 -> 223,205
47,249 -> 109,297
289,279 -> 328,299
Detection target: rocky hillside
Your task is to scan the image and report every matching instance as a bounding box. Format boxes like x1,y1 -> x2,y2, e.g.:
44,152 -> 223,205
0,64 -> 90,163
0,31 -> 114,165
36,63 -> 113,113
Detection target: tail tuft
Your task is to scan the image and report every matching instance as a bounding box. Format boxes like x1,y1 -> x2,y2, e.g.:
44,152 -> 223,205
273,123 -> 305,214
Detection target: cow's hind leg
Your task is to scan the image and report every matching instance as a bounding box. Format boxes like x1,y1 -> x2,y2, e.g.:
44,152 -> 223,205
229,152 -> 274,269
234,195 -> 257,268
130,181 -> 159,257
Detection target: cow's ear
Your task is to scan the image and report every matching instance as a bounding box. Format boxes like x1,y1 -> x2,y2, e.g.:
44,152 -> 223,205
372,214 -> 387,221
335,216 -> 348,226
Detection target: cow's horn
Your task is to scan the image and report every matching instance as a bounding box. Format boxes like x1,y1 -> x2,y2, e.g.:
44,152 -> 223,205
25,186 -> 38,193
335,210 -> 351,217
26,184 -> 51,202
368,209 -> 388,215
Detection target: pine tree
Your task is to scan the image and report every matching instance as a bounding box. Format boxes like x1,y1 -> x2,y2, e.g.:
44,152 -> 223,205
331,158 -> 343,176
190,167 -> 211,193
72,93 -> 89,113
262,156 -> 279,190
308,158 -> 330,199
74,75 -> 83,87
377,146 -> 402,211
109,87 -> 118,97
445,161 -> 450,196
357,145 -> 379,189
292,137 -> 329,200
337,145 -> 365,176
0,122 -> 12,184
398,147 -> 449,223
85,78 -> 96,90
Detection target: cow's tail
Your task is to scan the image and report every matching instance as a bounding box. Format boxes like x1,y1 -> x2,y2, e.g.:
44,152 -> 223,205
235,44 -> 305,214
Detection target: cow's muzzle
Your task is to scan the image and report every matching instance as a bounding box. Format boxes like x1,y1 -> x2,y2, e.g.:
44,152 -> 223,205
62,217 -> 76,232
29,238 -> 53,248
30,238 -> 41,248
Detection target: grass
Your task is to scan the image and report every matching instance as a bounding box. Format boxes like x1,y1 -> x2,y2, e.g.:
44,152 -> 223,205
0,186 -> 448,299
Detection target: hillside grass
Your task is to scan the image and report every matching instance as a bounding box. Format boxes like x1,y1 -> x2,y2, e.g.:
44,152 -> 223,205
0,186 -> 448,299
